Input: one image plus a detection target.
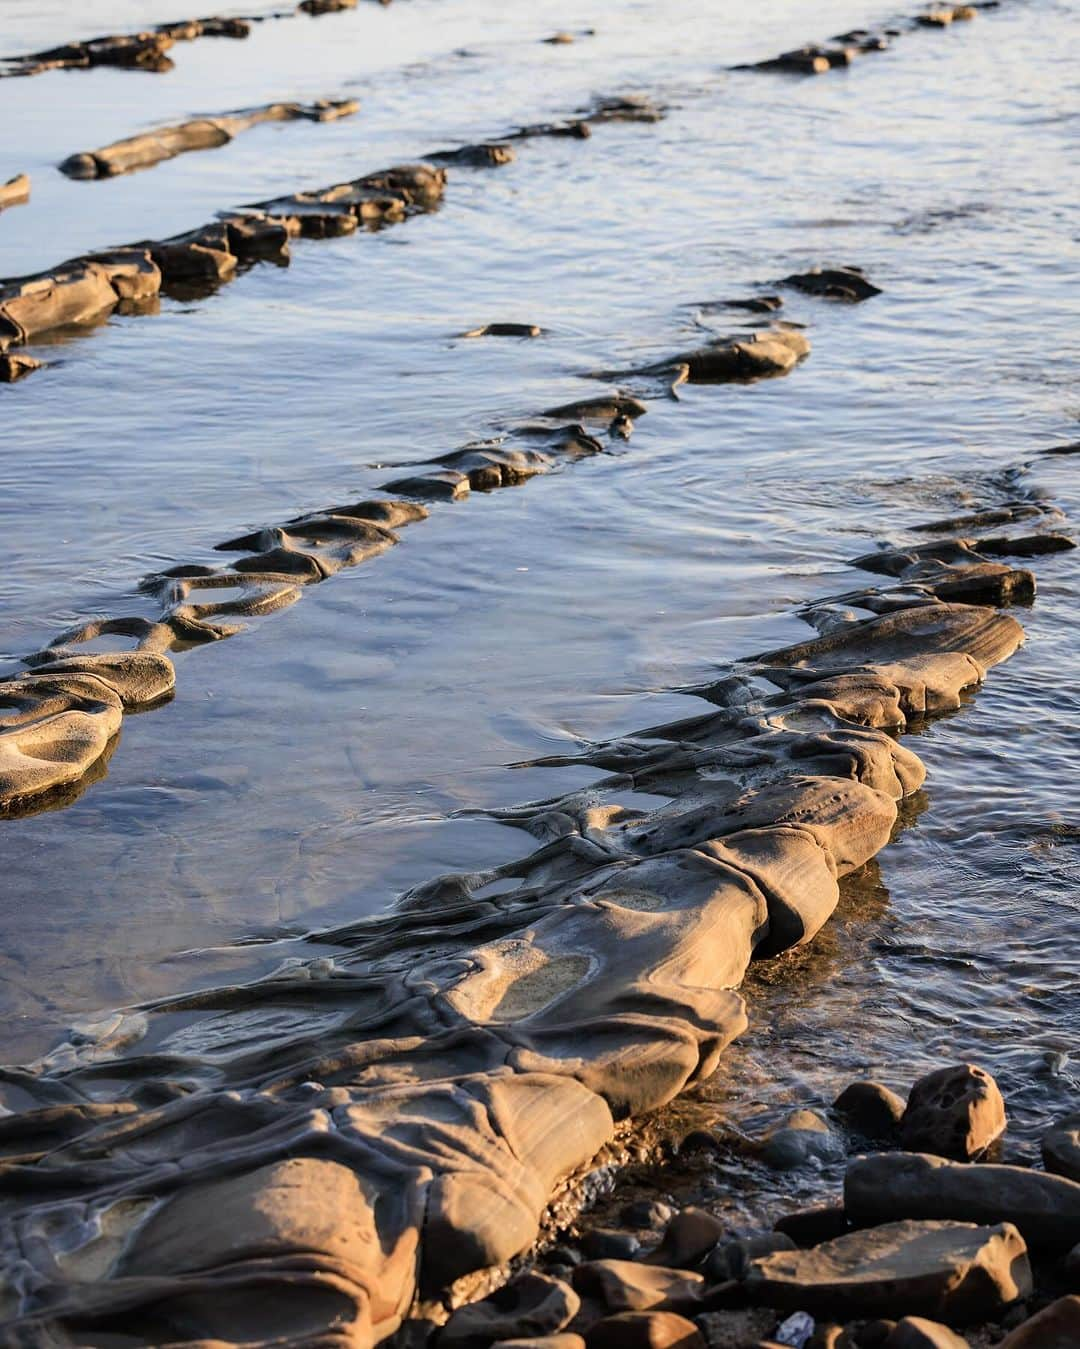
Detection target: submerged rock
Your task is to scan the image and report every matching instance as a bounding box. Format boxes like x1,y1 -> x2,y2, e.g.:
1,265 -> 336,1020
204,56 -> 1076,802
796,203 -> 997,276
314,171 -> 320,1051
844,1152 -> 1080,1247
743,1219 -> 1031,1321
761,1110 -> 845,1170
899,1063 -> 1006,1160
460,322 -> 543,338
781,267 -> 881,301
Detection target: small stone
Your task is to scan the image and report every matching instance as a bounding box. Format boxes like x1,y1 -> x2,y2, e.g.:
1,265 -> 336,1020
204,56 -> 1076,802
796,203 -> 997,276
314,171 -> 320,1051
441,1273 -> 580,1348
622,1200 -> 676,1231
900,1064 -> 1006,1160
1042,1112 -> 1080,1182
775,1207 -> 851,1248
586,1311 -> 705,1349
545,1244 -> 583,1268
706,1234 -> 798,1283
761,1111 -> 845,1170
835,1082 -> 906,1139
646,1209 -> 727,1270
776,1310 -> 816,1346
744,1218 -> 1031,1321
581,1228 -> 642,1261
882,1317 -> 968,1348
573,1260 -> 704,1314
997,1296 -> 1080,1348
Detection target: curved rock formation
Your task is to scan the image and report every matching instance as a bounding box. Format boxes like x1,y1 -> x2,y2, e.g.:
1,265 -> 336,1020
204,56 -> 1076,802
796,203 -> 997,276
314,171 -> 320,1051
0,161 -> 445,377
59,100 -> 359,179
0,458 -> 1067,1343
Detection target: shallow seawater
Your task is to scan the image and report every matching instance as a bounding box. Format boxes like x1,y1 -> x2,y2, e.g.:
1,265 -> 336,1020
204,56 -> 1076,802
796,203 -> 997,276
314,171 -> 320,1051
0,0 -> 1076,1233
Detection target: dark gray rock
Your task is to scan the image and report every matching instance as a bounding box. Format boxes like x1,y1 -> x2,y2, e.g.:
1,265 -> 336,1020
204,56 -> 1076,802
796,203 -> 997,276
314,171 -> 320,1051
845,1152 -> 1080,1248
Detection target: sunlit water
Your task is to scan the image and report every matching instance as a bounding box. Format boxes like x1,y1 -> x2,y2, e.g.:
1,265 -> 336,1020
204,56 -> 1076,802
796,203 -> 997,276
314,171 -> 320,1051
0,0 -> 1077,1222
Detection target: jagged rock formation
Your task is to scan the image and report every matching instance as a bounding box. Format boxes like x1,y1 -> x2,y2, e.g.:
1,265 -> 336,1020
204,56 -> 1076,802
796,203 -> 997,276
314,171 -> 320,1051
0,162 -> 445,379
59,100 -> 359,179
1,96 -> 664,383
0,453 -> 1067,1344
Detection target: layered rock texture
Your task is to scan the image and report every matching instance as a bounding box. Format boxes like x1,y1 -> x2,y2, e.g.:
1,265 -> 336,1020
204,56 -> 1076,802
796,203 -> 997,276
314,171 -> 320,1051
0,454 -> 1067,1344
59,99 -> 360,179
0,160 -> 446,382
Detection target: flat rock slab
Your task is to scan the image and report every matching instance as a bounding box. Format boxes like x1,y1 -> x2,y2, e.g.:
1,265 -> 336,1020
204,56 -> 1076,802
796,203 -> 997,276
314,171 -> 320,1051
845,1152 -> 1080,1248
744,1218 -> 1030,1321
572,1260 -> 704,1313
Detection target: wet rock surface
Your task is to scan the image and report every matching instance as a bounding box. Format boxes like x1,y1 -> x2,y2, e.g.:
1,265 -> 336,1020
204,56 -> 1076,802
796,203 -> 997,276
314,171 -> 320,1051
0,419 -> 1069,1344
59,99 -> 359,179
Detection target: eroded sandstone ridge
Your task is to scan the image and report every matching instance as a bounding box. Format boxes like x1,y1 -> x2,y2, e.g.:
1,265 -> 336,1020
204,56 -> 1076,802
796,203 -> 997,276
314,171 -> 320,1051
0,4 -> 377,79
0,300 -> 811,817
0,95 -> 665,383
737,2 -> 995,76
59,99 -> 360,179
0,161 -> 446,381
0,449 -> 1069,1342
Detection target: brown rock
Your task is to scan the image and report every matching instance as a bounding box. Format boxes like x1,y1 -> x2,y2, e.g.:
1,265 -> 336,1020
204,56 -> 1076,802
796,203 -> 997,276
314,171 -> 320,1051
997,1296 -> 1080,1348
645,1208 -> 726,1269
743,1218 -> 1031,1321
572,1260 -> 704,1314
586,1311 -> 705,1349
441,1273 -> 579,1348
900,1064 -> 1006,1160
835,1081 -> 906,1138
